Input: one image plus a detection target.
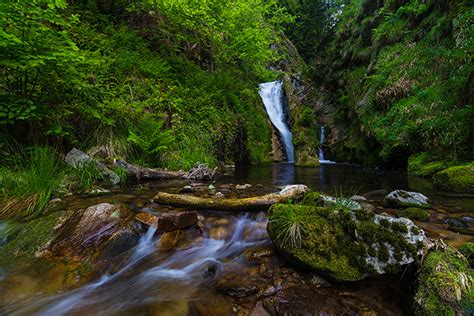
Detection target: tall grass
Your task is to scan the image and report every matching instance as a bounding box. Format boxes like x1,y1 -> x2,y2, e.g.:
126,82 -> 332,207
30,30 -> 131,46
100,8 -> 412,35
0,147 -> 65,219
270,203 -> 310,249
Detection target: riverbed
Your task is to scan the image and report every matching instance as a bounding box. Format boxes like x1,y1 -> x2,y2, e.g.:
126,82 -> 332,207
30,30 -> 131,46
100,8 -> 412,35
0,163 -> 472,315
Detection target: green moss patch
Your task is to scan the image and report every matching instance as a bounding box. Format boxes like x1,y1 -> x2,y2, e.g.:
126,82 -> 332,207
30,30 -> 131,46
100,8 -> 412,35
401,207 -> 430,222
459,243 -> 474,268
433,163 -> 474,193
414,249 -> 474,315
268,203 -> 425,282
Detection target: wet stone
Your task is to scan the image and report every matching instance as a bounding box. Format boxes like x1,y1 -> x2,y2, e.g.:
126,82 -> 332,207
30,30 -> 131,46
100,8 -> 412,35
157,211 -> 198,233
179,186 -> 193,193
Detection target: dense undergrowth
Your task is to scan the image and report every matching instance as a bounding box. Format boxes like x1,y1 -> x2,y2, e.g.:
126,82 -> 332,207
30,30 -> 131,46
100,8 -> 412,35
0,0 -> 294,171
310,0 -> 473,166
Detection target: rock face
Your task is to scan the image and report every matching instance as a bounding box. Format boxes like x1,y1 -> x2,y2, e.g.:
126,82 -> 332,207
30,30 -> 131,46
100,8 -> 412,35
41,203 -> 139,260
414,248 -> 473,315
65,148 -> 120,185
382,190 -> 431,209
433,163 -> 474,193
268,199 -> 426,282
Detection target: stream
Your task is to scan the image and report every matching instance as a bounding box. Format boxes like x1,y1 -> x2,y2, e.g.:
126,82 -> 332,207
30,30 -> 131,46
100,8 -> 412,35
1,163 -> 473,315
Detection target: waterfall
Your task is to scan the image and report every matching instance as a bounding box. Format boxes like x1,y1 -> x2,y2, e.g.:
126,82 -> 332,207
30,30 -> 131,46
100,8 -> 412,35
318,126 -> 335,164
259,81 -> 294,163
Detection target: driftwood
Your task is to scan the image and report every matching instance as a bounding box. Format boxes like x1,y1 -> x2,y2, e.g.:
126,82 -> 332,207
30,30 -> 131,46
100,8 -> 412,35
153,185 -> 310,211
114,159 -> 187,180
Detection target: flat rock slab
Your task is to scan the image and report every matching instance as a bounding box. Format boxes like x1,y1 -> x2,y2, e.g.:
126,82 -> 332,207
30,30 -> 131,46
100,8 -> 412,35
135,211 -> 198,233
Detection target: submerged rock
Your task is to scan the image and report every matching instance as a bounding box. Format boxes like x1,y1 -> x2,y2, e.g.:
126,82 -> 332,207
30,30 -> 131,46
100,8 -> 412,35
40,203 -> 139,260
135,211 -> 198,234
382,190 -> 431,209
433,163 -> 474,193
268,201 -> 426,282
65,148 -> 120,185
236,184 -> 252,190
414,248 -> 473,315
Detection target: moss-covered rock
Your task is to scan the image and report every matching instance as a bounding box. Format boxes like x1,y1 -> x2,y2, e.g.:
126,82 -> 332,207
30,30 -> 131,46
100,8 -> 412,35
401,207 -> 430,222
382,190 -> 431,209
433,163 -> 474,193
407,153 -> 451,178
414,248 -> 474,315
267,200 -> 425,282
459,242 -> 474,268
0,211 -> 63,264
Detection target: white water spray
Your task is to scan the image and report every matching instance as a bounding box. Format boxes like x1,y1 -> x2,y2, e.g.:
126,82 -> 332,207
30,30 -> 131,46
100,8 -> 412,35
259,81 -> 294,163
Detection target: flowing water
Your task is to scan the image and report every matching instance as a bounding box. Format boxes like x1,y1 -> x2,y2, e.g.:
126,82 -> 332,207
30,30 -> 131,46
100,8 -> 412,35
259,81 -> 295,163
0,164 -> 473,315
318,126 -> 335,164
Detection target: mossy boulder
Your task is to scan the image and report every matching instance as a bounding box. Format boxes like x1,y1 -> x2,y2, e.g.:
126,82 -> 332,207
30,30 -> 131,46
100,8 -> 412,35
382,190 -> 431,209
407,153 -> 451,178
268,200 -> 426,282
401,207 -> 430,222
433,163 -> 474,193
414,248 -> 474,315
459,243 -> 474,268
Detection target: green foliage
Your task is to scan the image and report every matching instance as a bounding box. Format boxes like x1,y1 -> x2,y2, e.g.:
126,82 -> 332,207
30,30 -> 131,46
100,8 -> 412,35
269,202 -> 310,248
314,0 -> 474,165
0,147 -> 65,219
66,161 -> 104,192
459,242 -> 474,268
408,153 -> 453,178
401,207 -> 430,222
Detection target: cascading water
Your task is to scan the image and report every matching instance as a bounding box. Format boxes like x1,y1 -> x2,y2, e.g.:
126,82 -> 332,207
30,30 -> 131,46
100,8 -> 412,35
318,126 -> 335,164
259,81 -> 294,163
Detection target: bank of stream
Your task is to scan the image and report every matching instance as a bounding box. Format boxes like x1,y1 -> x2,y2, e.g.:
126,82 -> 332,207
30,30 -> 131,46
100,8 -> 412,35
0,163 -> 473,315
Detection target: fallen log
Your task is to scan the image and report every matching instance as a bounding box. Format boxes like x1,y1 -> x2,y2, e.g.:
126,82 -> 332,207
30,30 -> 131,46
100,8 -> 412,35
114,159 -> 187,180
153,185 -> 310,211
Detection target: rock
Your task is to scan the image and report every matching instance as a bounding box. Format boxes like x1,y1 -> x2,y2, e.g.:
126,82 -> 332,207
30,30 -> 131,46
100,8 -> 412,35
360,202 -> 375,213
179,186 -> 193,193
135,212 -> 159,226
41,203 -> 139,260
84,187 -> 111,196
217,273 -> 260,298
268,200 -> 426,282
433,163 -> 474,193
157,230 -> 187,251
157,212 -> 198,234
382,190 -> 431,209
445,218 -> 469,228
65,148 -> 120,185
208,184 -> 216,190
350,195 -> 367,202
362,189 -> 387,198
215,192 -> 225,199
245,247 -> 274,262
414,248 -> 473,315
209,227 -> 229,240
236,184 -> 253,190
303,192 -> 361,211
219,184 -> 234,190
400,207 -> 430,222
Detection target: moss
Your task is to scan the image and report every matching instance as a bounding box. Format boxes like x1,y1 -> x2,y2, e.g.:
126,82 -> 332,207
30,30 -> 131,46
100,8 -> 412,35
380,218 -> 390,228
414,249 -> 474,315
402,207 -> 430,222
433,163 -> 474,193
411,226 -> 421,235
300,192 -> 324,206
354,208 -> 374,221
0,211 -> 62,263
391,221 -> 409,234
459,242 -> 474,268
407,153 -> 451,178
268,203 -> 424,282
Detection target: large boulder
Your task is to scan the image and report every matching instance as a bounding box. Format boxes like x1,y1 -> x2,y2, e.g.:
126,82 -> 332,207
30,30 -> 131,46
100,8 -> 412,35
135,211 -> 198,233
414,248 -> 473,315
39,203 -> 139,260
433,163 -> 474,193
268,200 -> 426,282
382,190 -> 431,209
65,148 -> 120,185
